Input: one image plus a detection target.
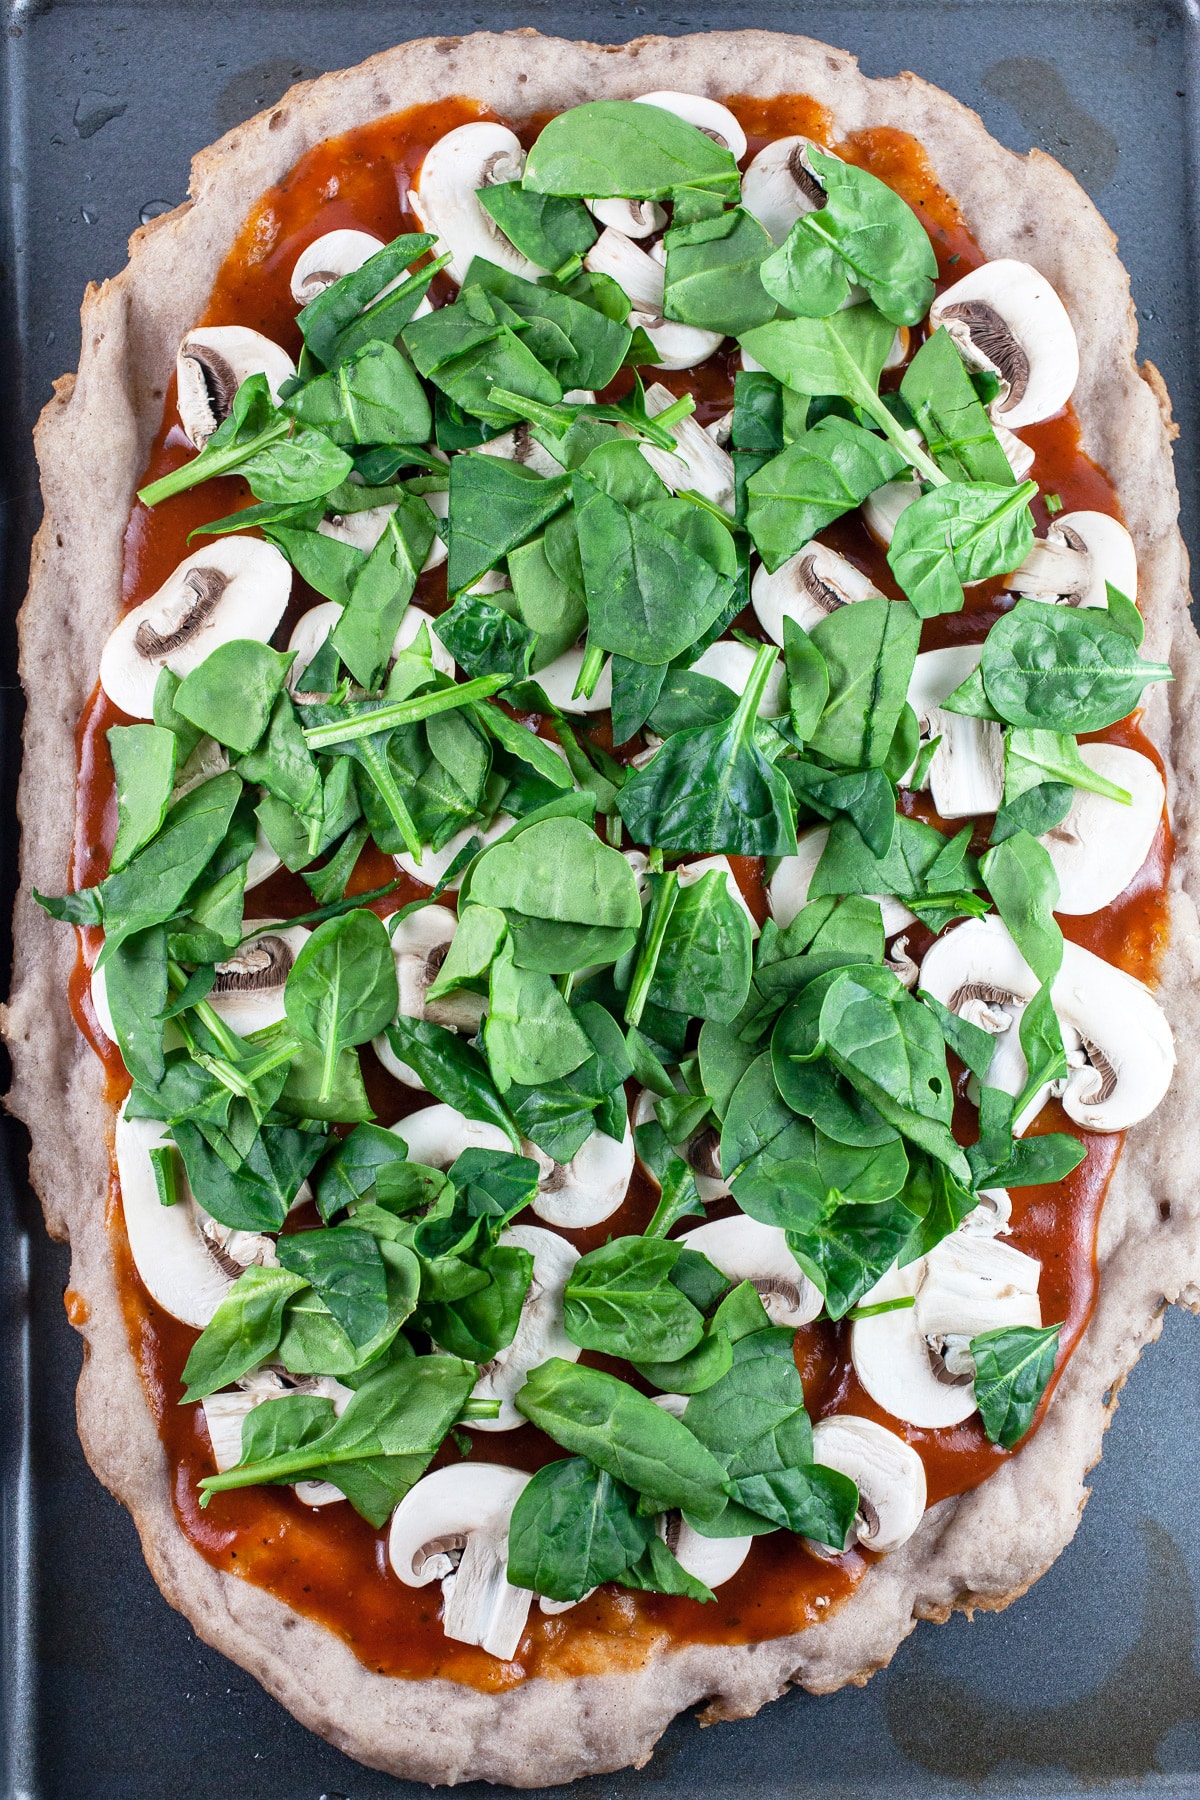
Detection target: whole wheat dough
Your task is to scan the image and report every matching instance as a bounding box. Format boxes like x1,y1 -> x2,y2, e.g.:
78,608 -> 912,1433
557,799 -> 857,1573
5,30 -> 1200,1787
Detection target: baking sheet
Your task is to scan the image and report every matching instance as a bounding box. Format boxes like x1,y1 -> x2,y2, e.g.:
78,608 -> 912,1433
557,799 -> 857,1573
2,1 -> 1200,1793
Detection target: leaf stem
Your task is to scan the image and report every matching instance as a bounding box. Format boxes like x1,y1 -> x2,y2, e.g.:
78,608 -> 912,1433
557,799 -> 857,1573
855,387 -> 948,487
624,870 -> 679,1029
572,643 -> 607,702
138,418 -> 290,507
302,673 -> 510,748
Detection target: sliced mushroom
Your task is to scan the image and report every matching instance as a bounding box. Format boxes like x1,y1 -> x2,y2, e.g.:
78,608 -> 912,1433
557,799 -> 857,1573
246,823 -> 283,891
587,196 -> 668,238
919,914 -> 1176,1132
528,1120 -> 635,1229
994,423 -> 1034,481
390,1102 -> 512,1167
318,503 -> 393,554
741,136 -> 827,244
583,228 -> 724,368
469,1225 -> 581,1430
851,1231 -> 1042,1429
203,1369 -> 353,1505
290,228 -> 385,304
115,1104 -> 275,1330
689,641 -> 788,718
659,1511 -> 752,1587
1043,743 -> 1164,915
632,1088 -> 730,1203
207,922 -> 311,1037
409,122 -> 541,285
287,598 -> 454,693
394,811 -> 515,892
1008,510 -> 1138,610
751,542 -> 883,643
421,487 -> 450,573
652,1392 -> 689,1419
373,908 -> 486,1089
863,472 -> 922,549
532,646 -> 613,714
768,825 -> 917,938
677,1216 -> 822,1327
929,259 -> 1079,430
388,1463 -> 533,1661
634,91 -> 748,160
810,1415 -> 927,1554
176,326 -> 296,449
960,1186 -> 1013,1235
885,935 -> 920,990
100,536 -> 291,720
634,382 -> 735,514
475,424 -> 565,480
905,646 -> 1004,819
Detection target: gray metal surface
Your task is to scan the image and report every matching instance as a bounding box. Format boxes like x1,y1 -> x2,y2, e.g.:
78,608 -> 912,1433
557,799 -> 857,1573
2,2 -> 1199,1793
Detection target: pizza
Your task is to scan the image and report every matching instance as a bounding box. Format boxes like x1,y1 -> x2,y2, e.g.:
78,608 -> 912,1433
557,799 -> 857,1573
6,27 -> 1200,1788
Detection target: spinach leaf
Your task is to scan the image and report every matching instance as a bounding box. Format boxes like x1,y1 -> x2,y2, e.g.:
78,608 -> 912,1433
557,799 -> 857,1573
896,1152 -> 979,1264
296,231 -> 437,366
746,416 -> 907,571
806,597 -> 919,768
759,148 -> 936,326
284,908 -> 398,1104
174,641 -> 291,755
467,816 -> 641,967
782,616 -> 829,743
315,1121 -> 416,1222
898,327 -> 1014,485
96,771 -> 243,952
171,1120 -> 326,1233
383,1018 -> 519,1145
437,592 -> 536,682
331,498 -> 437,689
468,260 -> 631,393
103,925 -> 169,1089
972,600 -> 1172,732
786,1193 -> 921,1318
180,1265 -> 310,1401
970,1322 -> 1062,1447
979,830 -> 1066,1114
648,870 -> 753,1024
662,207 -> 777,334
1004,728 -> 1133,804
478,183 -> 597,272
237,691 -> 322,826
563,1236 -> 707,1363
507,1458 -> 655,1601
402,296 -> 563,430
107,725 -> 177,871
275,1225 -> 392,1349
515,1358 -> 732,1521
887,481 -> 1036,619
138,375 -> 353,509
415,1240 -> 534,1361
771,1000 -> 898,1149
285,341 -> 432,447
447,454 -> 571,595
810,813 -> 987,930
523,100 -> 739,201
617,645 -> 799,857
507,534 -> 588,665
484,940 -> 593,1089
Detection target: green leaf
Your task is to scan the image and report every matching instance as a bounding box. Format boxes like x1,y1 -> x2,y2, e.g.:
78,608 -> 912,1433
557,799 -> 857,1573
315,1121 -> 414,1222
384,1017 -> 519,1146
979,600 -> 1172,732
970,1322 -> 1062,1447
275,1225 -> 392,1349
898,327 -> 1015,485
478,183 -> 598,272
663,207 -> 777,334
507,1458 -> 654,1601
285,340 -> 432,447
174,641 -> 292,755
484,939 -> 592,1089
331,498 -> 437,689
284,908 -> 398,1103
746,417 -> 907,572
648,870 -> 753,1024
782,616 -> 829,743
446,454 -> 571,595
807,597 -> 920,769
888,481 -> 1037,619
468,816 -> 641,934
980,830 -> 1063,984
100,771 -> 243,952
296,231 -> 437,366
523,100 -> 739,200
786,1193 -> 921,1318
564,1236 -> 707,1363
180,1265 -> 309,1400
107,725 -> 177,871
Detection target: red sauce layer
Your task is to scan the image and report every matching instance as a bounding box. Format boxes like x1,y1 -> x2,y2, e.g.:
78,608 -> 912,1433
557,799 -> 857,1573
63,94 -> 1172,1687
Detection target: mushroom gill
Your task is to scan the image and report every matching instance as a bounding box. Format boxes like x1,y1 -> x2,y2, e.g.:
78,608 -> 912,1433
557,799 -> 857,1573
134,566 -> 230,658
937,300 -> 1031,413
212,935 -> 295,995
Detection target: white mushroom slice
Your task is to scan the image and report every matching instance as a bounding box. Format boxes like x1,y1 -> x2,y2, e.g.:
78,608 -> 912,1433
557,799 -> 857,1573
849,1260 -> 977,1429
916,1232 -> 1042,1342
919,915 -> 1176,1132
928,259 -> 1079,429
960,1186 -> 1013,1236
245,825 -> 283,891
100,537 -> 291,720
587,196 -> 668,238
475,425 -> 565,480
388,1464 -> 533,1661
115,1105 -> 275,1330
741,135 -> 827,244
906,646 -> 1004,819
652,1392 -> 689,1419
392,603 -> 455,675
583,229 -> 723,367
373,908 -> 486,1089
287,598 -> 453,692
638,317 -> 726,370
421,487 -> 450,573
677,855 -> 760,939
689,641 -> 788,718
659,1513 -> 752,1587
176,325 -> 295,449
533,646 -> 613,714
634,91 -> 748,160
1008,510 -> 1138,610
409,122 -> 541,285
469,1225 -> 581,1430
768,825 -> 916,937
204,1371 -> 352,1505
207,922 -> 311,1037
632,1088 -> 729,1203
810,1416 -> 927,1554
528,1121 -> 635,1229
318,504 -> 393,554
393,811 -> 515,892
863,472 -> 922,548
677,1216 -> 822,1327
290,228 -> 385,304
390,1102 -> 512,1166
994,423 -> 1035,481
1043,744 -> 1164,915
751,542 -> 883,643
635,382 -> 735,514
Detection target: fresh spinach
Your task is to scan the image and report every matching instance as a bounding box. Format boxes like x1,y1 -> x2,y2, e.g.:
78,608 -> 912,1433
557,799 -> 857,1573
966,600 -> 1172,732
746,416 -> 907,571
888,481 -> 1037,619
970,1322 -> 1062,1447
107,725 -> 177,871
522,100 -> 740,201
563,1236 -> 709,1363
284,908 -> 398,1103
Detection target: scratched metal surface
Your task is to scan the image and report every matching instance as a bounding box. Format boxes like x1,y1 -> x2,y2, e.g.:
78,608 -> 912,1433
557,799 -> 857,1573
2,2 -> 1200,1794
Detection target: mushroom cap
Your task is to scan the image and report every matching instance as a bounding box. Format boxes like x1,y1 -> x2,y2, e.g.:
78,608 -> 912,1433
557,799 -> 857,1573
290,228 -> 385,304
1044,743 -> 1164,915
634,91 -> 748,160
469,1225 -> 582,1430
905,646 -> 1004,820
639,318 -> 726,370
1009,509 -> 1138,609
811,1415 -> 927,1554
99,536 -> 292,719
689,640 -> 788,718
390,1102 -> 512,1168
245,821 -> 283,892
532,646 -> 613,714
929,257 -> 1080,429
662,1516 -> 753,1588
862,472 -> 922,548
637,383 -> 735,514
751,541 -> 883,644
410,122 -> 541,285
207,921 -> 312,1037
585,226 -> 666,313
393,811 -> 515,892
850,1260 -> 979,1429
587,196 -> 668,238
915,1231 -> 1042,1341
677,1215 -> 822,1327
741,135 -> 826,244
176,325 -> 295,448
528,1120 -> 635,1229
372,906 -> 485,1088
388,1462 -> 531,1586
768,825 -> 917,938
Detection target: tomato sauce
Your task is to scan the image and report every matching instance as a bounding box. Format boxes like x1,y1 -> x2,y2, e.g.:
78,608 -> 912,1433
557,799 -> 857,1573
63,96 -> 1172,1684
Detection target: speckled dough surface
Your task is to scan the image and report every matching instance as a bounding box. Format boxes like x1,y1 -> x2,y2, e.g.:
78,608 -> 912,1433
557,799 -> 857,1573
5,29 -> 1200,1788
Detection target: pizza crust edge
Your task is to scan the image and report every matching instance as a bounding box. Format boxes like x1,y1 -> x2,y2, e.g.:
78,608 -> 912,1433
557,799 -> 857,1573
5,28 -> 1200,1787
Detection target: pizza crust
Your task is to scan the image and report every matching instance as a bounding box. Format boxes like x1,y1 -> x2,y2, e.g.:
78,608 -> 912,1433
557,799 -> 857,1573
5,29 -> 1200,1787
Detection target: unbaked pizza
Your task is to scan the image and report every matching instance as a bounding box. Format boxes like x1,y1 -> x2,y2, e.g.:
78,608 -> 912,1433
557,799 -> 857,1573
7,29 -> 1200,1788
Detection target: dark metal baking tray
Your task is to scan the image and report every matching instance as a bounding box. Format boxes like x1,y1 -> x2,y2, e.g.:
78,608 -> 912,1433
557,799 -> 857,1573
3,1 -> 1200,1793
